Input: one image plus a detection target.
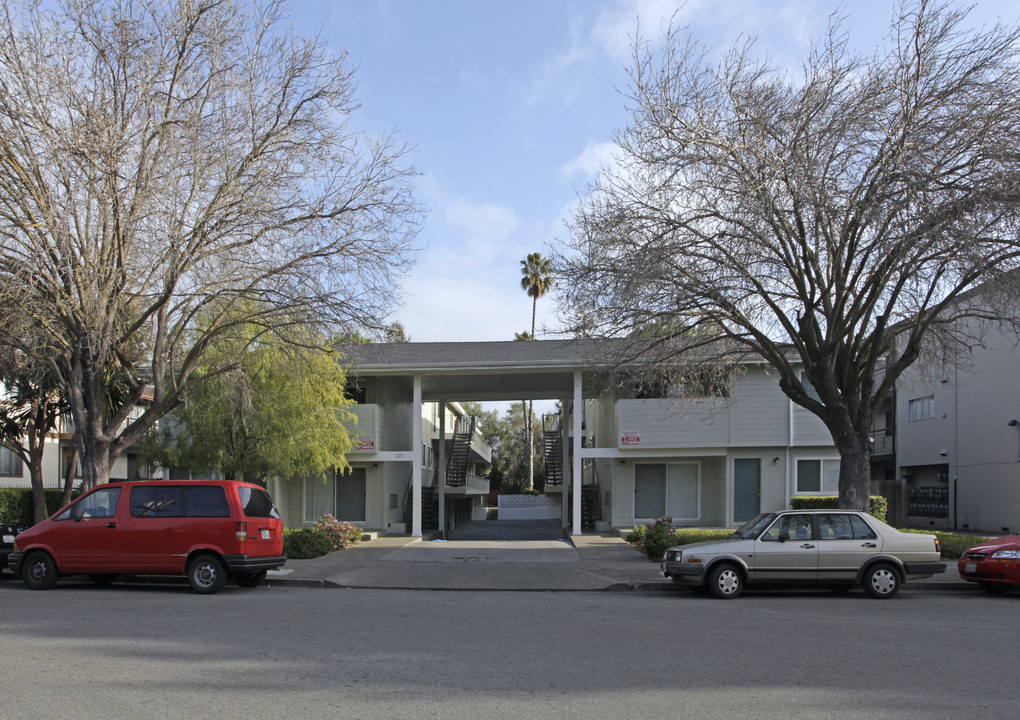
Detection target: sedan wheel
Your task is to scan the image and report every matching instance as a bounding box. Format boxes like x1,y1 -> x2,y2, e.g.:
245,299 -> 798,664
863,563 -> 900,599
708,563 -> 743,599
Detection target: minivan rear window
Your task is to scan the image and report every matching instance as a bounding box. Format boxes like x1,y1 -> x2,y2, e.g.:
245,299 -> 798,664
237,487 -> 280,518
130,485 -> 230,518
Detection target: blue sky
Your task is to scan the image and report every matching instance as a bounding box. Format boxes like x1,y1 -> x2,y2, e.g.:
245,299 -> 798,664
292,0 -> 1017,343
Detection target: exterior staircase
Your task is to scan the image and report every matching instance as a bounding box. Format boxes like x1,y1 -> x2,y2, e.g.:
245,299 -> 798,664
542,413 -> 563,486
402,476 -> 439,531
445,415 -> 475,487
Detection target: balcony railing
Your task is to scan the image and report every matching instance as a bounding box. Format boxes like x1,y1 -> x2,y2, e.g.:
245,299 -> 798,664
871,430 -> 895,457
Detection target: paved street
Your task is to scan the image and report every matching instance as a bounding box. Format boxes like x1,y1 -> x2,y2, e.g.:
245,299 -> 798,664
1,576 -> 1016,719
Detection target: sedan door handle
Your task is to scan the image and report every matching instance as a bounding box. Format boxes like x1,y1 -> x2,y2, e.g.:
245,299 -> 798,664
862,542 -> 877,548
800,543 -> 815,549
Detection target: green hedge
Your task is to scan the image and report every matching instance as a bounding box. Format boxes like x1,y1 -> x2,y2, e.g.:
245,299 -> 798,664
0,488 -> 75,525
902,529 -> 990,560
282,528 -> 333,559
790,495 -> 888,523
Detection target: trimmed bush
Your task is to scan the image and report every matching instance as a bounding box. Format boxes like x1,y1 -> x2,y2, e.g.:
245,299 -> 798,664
790,495 -> 888,523
282,528 -> 333,559
0,488 -> 76,525
902,529 -> 992,560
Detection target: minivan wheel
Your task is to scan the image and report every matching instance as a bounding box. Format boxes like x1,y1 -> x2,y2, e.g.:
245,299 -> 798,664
187,554 -> 227,594
234,570 -> 267,588
707,563 -> 743,599
23,551 -> 58,591
863,563 -> 900,599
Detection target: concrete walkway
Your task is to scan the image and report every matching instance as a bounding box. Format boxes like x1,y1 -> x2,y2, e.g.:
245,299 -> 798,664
267,521 -> 972,593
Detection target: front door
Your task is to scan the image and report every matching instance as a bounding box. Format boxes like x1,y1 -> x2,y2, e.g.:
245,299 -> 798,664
733,459 -> 761,524
52,486 -> 123,573
337,467 -> 366,522
750,513 -> 818,581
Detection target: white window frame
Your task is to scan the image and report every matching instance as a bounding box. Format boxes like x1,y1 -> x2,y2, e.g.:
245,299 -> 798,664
795,458 -> 840,495
908,395 -> 935,422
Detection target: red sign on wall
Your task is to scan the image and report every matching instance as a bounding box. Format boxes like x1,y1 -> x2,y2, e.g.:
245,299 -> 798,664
356,436 -> 375,451
620,432 -> 640,446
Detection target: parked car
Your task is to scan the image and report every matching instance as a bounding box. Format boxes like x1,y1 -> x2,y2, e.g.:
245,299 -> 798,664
958,534 -> 1020,593
661,509 -> 945,599
7,479 -> 286,594
1,520 -> 29,573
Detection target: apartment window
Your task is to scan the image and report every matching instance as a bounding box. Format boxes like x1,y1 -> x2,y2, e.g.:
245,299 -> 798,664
796,458 -> 840,494
908,395 -> 934,422
0,446 -> 22,476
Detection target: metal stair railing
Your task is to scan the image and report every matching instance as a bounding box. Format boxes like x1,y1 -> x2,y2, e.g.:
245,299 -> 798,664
445,415 -> 475,487
542,413 -> 563,486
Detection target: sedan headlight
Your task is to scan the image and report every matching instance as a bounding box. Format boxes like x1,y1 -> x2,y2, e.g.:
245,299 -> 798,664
665,550 -> 682,563
991,549 -> 1020,559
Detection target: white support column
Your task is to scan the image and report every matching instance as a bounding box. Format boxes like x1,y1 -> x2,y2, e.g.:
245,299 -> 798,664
561,397 -> 571,528
572,370 -> 583,536
412,374 -> 423,538
438,400 -> 447,538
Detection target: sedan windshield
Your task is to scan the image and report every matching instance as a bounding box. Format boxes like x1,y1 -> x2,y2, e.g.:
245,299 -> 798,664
730,513 -> 777,539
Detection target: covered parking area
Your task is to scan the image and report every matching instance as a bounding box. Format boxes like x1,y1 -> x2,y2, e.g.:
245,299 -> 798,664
344,339 -> 620,538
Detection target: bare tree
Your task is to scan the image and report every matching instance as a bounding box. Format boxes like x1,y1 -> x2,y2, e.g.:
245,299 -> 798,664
0,0 -> 422,490
559,0 -> 1020,510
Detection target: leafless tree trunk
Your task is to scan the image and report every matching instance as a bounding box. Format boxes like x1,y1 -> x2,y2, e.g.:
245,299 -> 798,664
0,0 -> 422,489
560,0 -> 1020,509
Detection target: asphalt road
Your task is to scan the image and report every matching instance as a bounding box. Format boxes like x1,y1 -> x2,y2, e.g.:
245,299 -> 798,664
1,576 -> 1015,719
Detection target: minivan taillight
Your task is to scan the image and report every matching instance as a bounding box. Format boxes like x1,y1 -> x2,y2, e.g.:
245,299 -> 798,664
236,521 -> 247,542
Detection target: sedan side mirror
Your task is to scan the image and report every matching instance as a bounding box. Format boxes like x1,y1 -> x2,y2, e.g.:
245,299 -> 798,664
778,531 -> 789,543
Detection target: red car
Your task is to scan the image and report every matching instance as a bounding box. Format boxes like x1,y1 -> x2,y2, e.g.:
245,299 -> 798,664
958,535 -> 1020,593
7,479 -> 285,594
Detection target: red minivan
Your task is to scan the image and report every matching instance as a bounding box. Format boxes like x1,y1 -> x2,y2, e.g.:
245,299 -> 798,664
7,480 -> 286,594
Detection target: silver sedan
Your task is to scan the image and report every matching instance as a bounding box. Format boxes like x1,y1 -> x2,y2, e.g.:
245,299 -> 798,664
660,509 -> 945,599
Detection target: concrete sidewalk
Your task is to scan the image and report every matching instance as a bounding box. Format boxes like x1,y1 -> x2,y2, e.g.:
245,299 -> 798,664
266,531 -> 972,593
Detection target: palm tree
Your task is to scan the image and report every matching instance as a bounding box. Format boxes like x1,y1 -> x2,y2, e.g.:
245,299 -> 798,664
520,253 -> 554,339
518,253 -> 554,490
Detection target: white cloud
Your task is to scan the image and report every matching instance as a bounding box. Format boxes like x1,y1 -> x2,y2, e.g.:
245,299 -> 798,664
562,140 -> 621,181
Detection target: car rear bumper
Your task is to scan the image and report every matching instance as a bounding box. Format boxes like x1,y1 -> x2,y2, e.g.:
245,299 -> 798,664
222,554 -> 287,572
902,561 -> 947,578
7,551 -> 24,575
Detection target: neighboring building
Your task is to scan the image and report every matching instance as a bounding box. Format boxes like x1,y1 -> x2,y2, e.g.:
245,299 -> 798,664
0,411 -> 140,491
892,315 -> 1020,534
327,340 -> 841,536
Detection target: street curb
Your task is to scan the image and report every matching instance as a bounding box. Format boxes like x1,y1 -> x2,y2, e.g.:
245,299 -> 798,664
266,576 -> 977,593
